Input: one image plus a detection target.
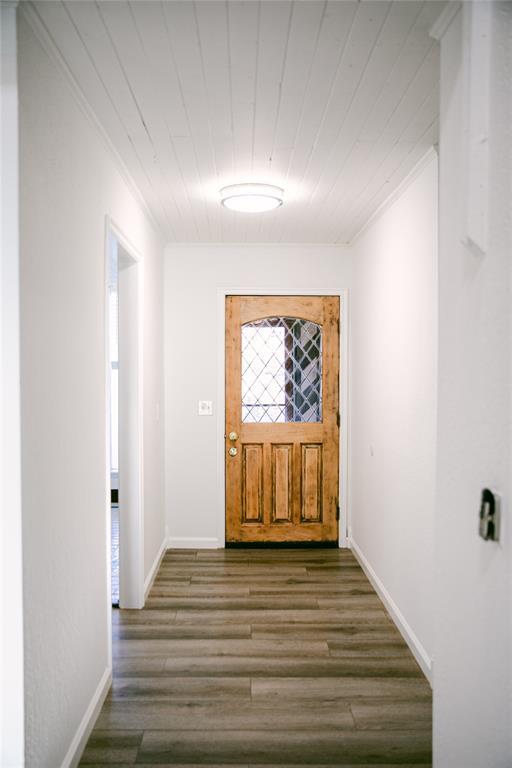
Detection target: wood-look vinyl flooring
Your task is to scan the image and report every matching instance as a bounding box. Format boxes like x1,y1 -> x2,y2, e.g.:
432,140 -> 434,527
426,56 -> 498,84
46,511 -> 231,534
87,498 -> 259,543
80,549 -> 432,766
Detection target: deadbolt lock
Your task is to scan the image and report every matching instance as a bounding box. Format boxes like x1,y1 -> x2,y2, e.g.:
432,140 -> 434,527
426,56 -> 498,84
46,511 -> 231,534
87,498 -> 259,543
229,447 -> 238,457
228,431 -> 238,441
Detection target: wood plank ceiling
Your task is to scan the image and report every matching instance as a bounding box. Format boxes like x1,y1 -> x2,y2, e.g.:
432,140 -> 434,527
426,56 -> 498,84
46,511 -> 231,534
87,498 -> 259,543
27,0 -> 445,243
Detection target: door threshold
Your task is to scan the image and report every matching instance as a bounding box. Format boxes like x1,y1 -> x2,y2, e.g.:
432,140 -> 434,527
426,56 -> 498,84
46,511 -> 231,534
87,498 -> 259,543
225,541 -> 339,549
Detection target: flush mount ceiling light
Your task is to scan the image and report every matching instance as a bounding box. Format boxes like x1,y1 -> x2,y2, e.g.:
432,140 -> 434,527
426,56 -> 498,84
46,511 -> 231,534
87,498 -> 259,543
220,183 -> 284,213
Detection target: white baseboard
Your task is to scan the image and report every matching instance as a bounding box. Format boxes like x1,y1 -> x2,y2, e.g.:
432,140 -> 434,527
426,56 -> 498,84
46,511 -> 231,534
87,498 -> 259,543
350,538 -> 433,685
60,666 -> 112,768
168,536 -> 220,549
144,537 -> 168,600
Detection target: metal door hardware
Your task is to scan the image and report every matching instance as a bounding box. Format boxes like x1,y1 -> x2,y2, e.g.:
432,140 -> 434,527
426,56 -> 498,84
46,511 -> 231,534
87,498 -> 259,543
479,488 -> 500,541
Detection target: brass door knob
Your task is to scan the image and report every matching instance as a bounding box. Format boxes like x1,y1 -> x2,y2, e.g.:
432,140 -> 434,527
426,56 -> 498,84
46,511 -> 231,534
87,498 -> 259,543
228,431 -> 238,441
229,447 -> 238,457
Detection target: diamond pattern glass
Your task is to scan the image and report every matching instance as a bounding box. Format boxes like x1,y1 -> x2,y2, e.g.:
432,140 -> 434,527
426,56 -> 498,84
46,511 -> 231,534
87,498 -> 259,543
242,317 -> 322,423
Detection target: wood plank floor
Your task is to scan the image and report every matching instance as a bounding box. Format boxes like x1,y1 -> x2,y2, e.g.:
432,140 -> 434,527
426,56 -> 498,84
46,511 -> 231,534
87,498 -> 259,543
80,548 -> 432,766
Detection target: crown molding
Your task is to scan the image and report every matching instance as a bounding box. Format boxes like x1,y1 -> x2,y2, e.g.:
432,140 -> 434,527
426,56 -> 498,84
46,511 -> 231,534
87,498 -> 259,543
165,241 -> 350,249
349,146 -> 438,246
18,1 -> 164,243
429,2 -> 461,41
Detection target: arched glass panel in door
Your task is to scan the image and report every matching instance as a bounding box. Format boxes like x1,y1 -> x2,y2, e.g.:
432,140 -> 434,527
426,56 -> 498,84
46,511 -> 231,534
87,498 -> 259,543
241,317 -> 322,423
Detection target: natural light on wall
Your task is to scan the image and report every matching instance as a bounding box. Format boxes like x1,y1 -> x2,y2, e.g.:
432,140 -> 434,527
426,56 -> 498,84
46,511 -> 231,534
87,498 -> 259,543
220,183 -> 284,213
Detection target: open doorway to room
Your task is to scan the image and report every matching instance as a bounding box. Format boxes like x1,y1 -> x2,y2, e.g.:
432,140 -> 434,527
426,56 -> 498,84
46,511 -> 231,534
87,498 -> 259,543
106,220 -> 144,611
108,243 -> 120,605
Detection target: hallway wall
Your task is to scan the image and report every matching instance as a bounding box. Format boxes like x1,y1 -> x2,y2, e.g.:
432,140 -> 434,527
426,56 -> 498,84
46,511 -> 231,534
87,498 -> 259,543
164,244 -> 352,546
434,5 -> 512,765
349,152 -> 438,679
18,15 -> 165,768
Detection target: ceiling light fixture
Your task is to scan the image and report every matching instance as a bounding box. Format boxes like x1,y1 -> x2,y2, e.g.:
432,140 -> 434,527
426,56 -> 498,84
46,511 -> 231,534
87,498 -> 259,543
220,183 -> 284,213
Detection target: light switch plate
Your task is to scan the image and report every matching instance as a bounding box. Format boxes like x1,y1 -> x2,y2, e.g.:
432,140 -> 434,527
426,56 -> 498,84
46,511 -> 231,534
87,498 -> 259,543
198,400 -> 213,416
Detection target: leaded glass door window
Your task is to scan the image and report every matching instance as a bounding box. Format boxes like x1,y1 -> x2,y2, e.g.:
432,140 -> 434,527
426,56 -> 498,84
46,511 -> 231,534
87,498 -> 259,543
241,317 -> 322,423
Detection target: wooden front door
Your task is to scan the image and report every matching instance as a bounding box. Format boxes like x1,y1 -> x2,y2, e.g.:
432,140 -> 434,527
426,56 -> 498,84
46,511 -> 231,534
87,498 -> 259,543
225,295 -> 340,544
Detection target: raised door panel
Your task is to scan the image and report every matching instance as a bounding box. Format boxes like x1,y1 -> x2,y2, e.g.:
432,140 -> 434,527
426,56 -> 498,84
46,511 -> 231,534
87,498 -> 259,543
272,444 -> 293,523
301,444 -> 323,522
242,444 -> 263,523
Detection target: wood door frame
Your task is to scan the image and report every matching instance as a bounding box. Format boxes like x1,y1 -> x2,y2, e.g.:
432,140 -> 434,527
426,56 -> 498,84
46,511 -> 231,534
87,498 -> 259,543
216,288 -> 349,549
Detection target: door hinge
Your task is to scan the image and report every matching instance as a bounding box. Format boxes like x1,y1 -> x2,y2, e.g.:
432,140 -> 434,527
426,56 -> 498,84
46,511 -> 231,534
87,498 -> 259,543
336,502 -> 340,521
336,411 -> 340,428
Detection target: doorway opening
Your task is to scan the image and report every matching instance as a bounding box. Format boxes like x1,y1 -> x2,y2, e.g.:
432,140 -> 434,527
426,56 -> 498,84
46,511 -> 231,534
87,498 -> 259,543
106,220 -> 144,611
108,245 -> 120,605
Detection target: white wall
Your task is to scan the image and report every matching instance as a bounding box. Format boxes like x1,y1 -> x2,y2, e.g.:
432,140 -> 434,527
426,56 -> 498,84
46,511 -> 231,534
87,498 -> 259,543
18,13 -> 165,768
349,152 -> 438,679
434,4 -> 512,766
164,244 -> 351,546
0,4 -> 24,766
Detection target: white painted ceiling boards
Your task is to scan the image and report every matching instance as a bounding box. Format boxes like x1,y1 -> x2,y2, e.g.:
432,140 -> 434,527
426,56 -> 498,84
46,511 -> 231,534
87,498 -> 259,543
24,0 -> 444,243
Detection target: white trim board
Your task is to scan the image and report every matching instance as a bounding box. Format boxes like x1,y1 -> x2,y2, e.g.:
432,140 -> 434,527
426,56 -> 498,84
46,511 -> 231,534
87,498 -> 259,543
168,537 -> 220,550
166,243 -> 350,249
59,667 -> 112,768
1,4 -> 25,766
216,288 -> 350,550
106,215 -> 143,264
350,538 -> 433,684
144,538 -> 168,600
104,217 -> 145,614
429,1 -> 461,41
349,147 -> 438,246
